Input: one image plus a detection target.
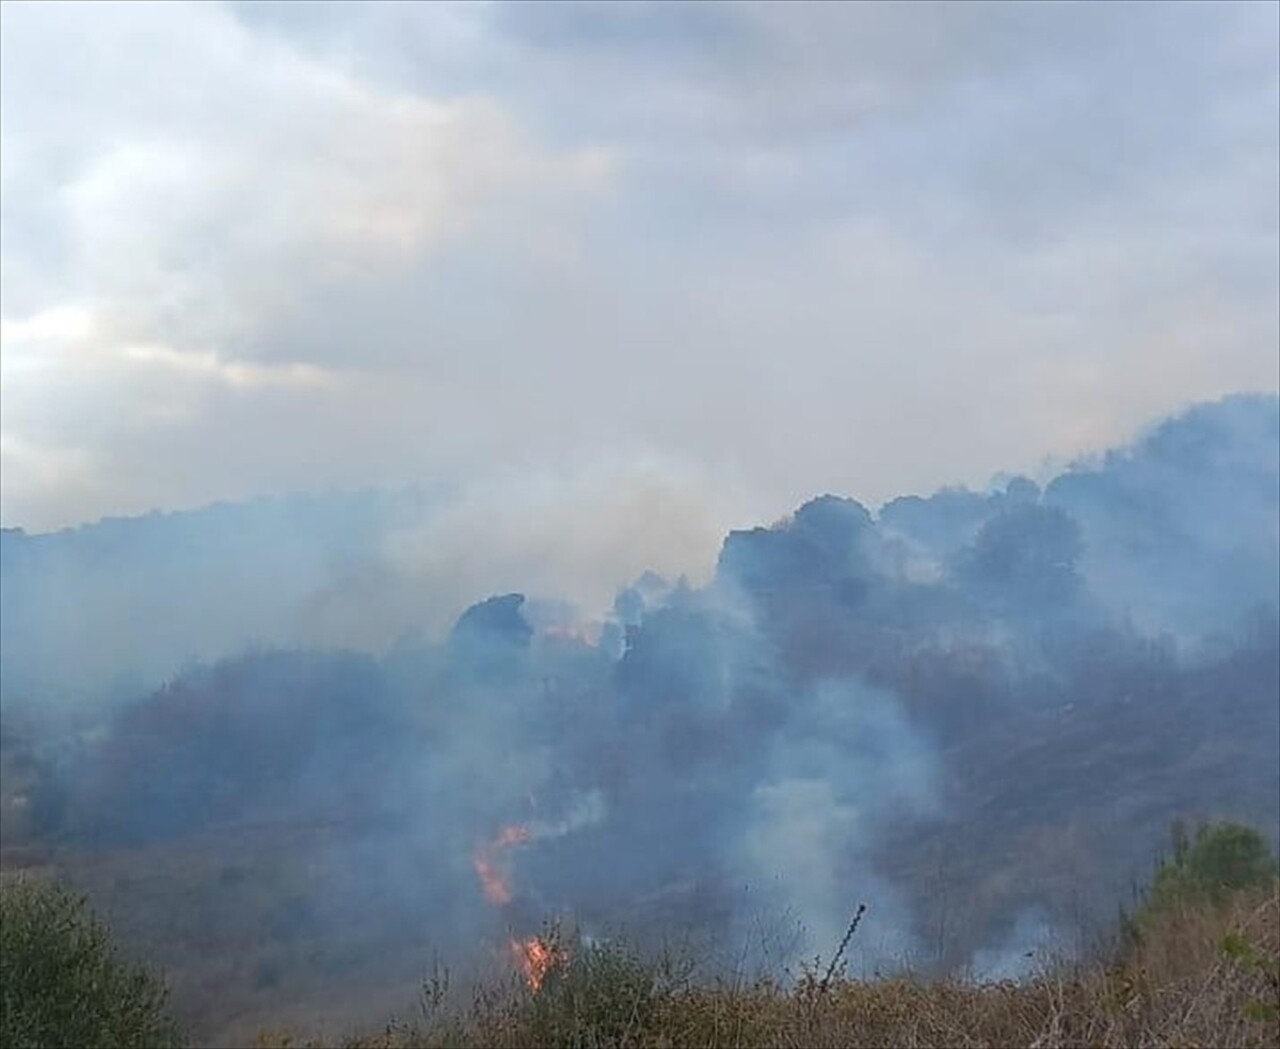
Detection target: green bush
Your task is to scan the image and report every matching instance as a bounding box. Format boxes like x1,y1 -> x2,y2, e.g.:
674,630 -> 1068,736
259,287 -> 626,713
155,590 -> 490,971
520,924 -> 690,1049
0,876 -> 184,1048
1148,821 -> 1278,914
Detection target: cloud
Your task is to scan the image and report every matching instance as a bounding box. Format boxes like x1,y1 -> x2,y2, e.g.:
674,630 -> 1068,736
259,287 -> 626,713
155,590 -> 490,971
1,0 -> 1276,542
118,344 -> 338,392
1,1 -> 609,342
0,0 -> 614,526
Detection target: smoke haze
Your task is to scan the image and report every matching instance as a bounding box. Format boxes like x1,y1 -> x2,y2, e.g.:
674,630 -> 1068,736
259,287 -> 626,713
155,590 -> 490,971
1,3 -> 1277,1044
2,394 -> 1276,1041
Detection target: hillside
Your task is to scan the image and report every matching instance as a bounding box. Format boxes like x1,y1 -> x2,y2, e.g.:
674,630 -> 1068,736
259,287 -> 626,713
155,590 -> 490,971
1,394 -> 1277,1045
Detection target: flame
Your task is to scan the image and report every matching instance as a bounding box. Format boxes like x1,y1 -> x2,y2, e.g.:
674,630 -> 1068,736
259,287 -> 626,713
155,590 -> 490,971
473,824 -> 531,905
509,935 -> 558,993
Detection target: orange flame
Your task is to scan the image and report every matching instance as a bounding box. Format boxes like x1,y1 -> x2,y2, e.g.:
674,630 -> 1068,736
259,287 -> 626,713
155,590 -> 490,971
473,824 -> 531,905
509,936 -> 558,993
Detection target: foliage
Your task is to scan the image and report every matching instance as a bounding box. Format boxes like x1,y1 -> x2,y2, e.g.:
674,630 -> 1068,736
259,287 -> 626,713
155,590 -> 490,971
0,875 -> 184,1049
1146,820 -> 1278,915
254,883 -> 1279,1049
519,923 -> 691,1049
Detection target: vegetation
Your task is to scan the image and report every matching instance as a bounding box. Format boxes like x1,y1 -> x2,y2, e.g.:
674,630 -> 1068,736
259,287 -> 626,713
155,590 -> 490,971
248,876 -> 1279,1049
3,823 -> 1276,1048
517,926 -> 692,1049
1145,821 -> 1279,915
0,875 -> 185,1049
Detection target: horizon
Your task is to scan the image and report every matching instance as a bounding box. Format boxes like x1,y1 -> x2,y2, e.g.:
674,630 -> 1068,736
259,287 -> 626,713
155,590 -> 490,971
1,387 -> 1273,538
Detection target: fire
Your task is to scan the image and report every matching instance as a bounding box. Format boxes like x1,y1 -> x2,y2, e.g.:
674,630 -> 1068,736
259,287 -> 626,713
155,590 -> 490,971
509,935 -> 558,993
473,820 -> 568,993
473,824 -> 531,905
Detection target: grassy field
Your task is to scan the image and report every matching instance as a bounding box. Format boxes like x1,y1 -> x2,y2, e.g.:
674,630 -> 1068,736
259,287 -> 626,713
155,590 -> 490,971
3,854 -> 1277,1048
241,882 -> 1280,1049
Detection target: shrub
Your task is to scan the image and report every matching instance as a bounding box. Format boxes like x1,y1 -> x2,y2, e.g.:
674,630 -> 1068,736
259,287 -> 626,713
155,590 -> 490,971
0,875 -> 184,1048
520,924 -> 689,1049
1147,820 -> 1278,914
274,889 -> 1280,1049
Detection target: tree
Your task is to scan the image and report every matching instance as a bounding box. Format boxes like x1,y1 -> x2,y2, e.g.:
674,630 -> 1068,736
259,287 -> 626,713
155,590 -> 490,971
1148,820 -> 1278,913
0,876 -> 184,1048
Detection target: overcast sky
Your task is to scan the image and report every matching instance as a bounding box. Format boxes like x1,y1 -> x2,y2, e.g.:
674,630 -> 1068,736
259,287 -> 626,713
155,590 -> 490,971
2,0 -> 1277,543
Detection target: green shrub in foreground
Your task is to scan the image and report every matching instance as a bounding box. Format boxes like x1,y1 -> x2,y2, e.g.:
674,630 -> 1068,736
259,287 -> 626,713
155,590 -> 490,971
517,923 -> 691,1049
0,875 -> 184,1049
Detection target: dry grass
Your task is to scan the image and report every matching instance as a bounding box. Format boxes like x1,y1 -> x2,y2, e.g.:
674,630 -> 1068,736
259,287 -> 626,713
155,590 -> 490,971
255,882 -> 1279,1049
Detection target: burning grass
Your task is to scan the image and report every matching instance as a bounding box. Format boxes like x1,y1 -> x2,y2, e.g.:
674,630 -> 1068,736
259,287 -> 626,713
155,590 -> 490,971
472,826 -> 531,906
254,880 -> 1279,1049
508,934 -> 559,994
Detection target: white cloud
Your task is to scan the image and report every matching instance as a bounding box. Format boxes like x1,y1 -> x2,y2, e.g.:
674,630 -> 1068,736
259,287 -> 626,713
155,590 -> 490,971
1,0 -> 619,527
118,344 -> 338,391
1,0 -> 610,348
0,0 -> 1275,544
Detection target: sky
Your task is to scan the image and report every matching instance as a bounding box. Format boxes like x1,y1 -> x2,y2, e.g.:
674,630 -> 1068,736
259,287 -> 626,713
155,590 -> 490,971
2,1 -> 1278,556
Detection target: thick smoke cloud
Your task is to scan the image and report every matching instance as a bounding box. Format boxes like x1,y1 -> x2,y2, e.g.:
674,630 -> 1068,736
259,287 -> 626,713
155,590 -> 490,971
0,455 -> 745,712
1,394 -> 1276,1041
1046,394 -> 1280,639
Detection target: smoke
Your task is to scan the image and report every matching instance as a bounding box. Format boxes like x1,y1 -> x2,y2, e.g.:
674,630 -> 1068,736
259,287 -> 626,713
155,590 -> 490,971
0,393 -> 1276,1041
0,451 -> 755,712
731,678 -> 937,969
525,790 -> 607,842
1046,392 -> 1280,642
969,907 -> 1066,982
383,451 -> 753,633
